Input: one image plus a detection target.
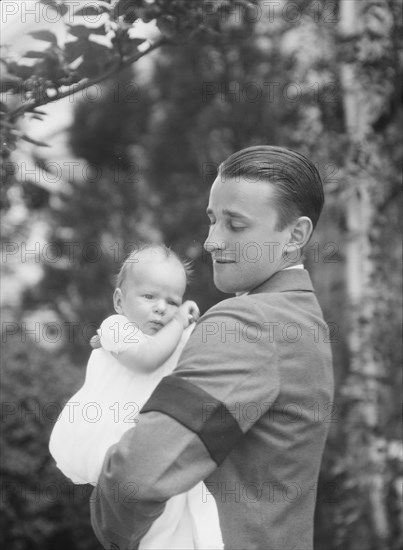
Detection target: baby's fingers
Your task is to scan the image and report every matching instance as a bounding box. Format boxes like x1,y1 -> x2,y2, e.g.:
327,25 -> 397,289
90,334 -> 102,349
187,301 -> 200,321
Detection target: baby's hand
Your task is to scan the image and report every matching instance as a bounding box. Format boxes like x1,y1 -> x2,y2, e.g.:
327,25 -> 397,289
174,300 -> 200,328
90,334 -> 102,349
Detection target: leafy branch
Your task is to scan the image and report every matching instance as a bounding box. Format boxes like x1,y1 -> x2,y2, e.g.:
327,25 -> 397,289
5,36 -> 167,122
2,0 -> 244,123
0,0 -> 249,205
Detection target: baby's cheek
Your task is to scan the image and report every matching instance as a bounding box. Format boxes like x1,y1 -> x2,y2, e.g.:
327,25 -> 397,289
165,306 -> 179,322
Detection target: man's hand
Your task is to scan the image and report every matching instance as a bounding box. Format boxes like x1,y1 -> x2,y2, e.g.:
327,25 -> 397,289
174,300 -> 200,328
90,334 -> 102,349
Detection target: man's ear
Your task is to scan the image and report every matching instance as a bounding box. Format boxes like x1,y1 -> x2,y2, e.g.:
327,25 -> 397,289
113,288 -> 124,314
289,216 -> 313,249
282,217 -> 313,265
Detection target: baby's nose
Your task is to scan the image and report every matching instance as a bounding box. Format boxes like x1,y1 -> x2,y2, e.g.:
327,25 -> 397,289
153,300 -> 167,314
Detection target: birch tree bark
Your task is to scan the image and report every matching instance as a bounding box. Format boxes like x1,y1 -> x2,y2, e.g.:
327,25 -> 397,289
338,1 -> 401,547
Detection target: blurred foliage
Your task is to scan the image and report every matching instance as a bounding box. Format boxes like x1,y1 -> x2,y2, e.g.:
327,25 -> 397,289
1,1 -> 402,550
0,0 -> 247,207
1,335 -> 103,550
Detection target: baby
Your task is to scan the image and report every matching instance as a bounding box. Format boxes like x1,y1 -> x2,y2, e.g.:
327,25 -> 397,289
49,244 -> 223,550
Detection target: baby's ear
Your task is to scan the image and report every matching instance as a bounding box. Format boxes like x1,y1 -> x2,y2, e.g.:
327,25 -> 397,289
113,288 -> 124,314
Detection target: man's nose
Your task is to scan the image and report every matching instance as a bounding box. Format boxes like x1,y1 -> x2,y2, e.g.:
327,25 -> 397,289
203,225 -> 224,255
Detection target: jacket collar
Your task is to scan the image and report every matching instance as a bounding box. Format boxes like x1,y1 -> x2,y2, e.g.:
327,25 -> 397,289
248,269 -> 314,295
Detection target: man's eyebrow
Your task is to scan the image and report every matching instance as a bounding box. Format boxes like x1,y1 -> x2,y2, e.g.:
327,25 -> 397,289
206,207 -> 250,220
223,209 -> 250,219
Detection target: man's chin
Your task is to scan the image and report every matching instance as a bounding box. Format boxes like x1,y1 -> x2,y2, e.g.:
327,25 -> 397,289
213,274 -> 244,295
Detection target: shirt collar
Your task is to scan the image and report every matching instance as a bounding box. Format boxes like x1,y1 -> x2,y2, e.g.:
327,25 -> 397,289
236,265 -> 309,297
282,264 -> 304,271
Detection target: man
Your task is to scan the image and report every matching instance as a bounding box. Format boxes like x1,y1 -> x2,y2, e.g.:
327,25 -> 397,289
91,145 -> 334,550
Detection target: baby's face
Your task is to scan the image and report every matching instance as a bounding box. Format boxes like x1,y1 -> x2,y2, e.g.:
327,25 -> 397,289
114,250 -> 186,335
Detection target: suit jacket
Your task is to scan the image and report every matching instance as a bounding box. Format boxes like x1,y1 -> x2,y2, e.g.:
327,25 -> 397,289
90,269 -> 334,550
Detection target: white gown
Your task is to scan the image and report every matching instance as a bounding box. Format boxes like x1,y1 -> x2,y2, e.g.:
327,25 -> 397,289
49,315 -> 223,550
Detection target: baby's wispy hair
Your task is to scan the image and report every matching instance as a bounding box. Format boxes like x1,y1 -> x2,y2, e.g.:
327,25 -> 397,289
115,242 -> 194,290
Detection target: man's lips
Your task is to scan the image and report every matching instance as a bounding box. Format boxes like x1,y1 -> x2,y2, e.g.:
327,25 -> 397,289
213,259 -> 236,264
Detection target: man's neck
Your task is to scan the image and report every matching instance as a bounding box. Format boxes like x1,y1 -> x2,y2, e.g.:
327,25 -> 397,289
236,264 -> 305,296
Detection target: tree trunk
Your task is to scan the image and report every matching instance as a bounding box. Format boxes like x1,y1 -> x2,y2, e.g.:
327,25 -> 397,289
338,1 -> 394,547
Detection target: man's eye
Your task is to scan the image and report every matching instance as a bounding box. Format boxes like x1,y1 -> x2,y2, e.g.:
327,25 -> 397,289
230,224 -> 246,231
168,301 -> 179,307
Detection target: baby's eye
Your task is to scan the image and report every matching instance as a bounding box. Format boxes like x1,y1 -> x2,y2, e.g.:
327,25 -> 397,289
143,294 -> 154,300
168,300 -> 179,307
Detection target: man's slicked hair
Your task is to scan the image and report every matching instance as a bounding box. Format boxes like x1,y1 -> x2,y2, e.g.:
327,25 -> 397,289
218,145 -> 324,231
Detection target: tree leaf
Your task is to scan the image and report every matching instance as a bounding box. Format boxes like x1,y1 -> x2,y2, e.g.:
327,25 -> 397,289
29,31 -> 58,46
157,15 -> 177,39
0,72 -> 22,93
74,4 -> 110,17
39,0 -> 68,17
119,37 -> 147,58
127,38 -> 145,48
113,0 -> 137,20
67,24 -> 106,38
65,39 -> 115,79
67,25 -> 91,39
0,101 -> 10,114
24,51 -> 54,59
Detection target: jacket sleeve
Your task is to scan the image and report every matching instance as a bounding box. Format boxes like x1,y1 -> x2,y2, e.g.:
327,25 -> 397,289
90,296 -> 280,550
